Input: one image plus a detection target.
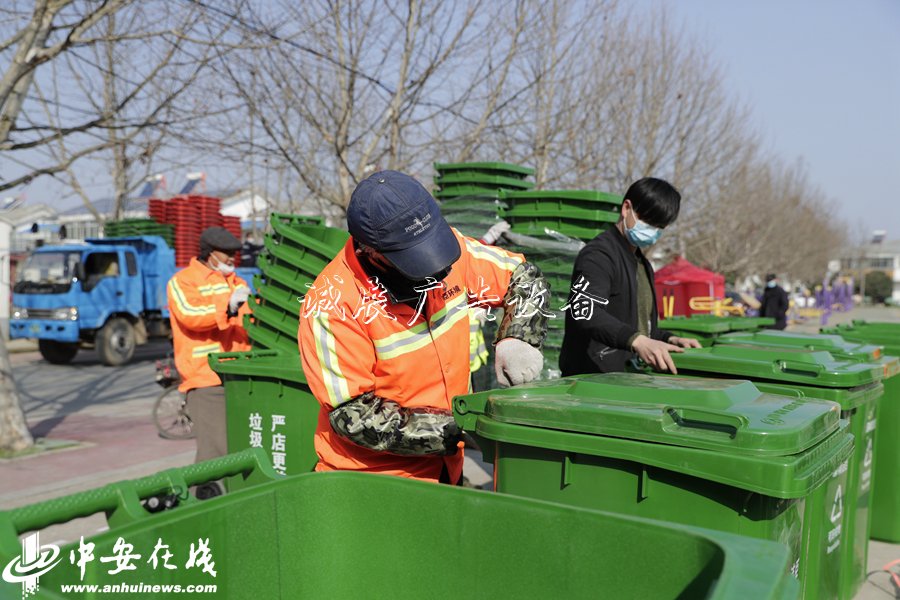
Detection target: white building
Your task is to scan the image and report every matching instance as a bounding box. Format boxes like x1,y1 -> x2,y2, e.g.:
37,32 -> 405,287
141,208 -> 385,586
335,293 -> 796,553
839,239 -> 900,303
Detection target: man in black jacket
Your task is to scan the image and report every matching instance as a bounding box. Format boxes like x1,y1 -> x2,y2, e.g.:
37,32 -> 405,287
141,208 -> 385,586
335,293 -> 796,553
760,273 -> 790,330
560,177 -> 700,376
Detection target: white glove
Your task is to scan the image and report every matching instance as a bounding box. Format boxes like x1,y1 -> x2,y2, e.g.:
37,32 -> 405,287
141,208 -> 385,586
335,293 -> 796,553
495,338 -> 544,387
480,220 -> 511,245
228,286 -> 250,313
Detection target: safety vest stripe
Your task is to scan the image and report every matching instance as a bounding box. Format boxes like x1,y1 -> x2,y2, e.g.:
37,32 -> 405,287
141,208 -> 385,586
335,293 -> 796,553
372,293 -> 468,356
376,330 -> 437,360
169,280 -> 217,316
376,303 -> 470,361
431,300 -> 470,338
313,313 -> 351,407
371,318 -> 430,349
464,238 -> 522,272
198,284 -> 232,296
191,343 -> 222,357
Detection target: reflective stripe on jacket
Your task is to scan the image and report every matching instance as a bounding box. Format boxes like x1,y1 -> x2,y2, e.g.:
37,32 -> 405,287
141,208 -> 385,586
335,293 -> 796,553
298,229 -> 524,482
167,258 -> 252,392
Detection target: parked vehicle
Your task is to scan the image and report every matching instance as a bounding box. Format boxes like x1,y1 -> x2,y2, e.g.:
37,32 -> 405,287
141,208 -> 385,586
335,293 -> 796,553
10,235 -> 259,366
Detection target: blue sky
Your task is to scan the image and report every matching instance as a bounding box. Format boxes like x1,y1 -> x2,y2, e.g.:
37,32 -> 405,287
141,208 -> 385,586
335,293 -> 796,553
632,0 -> 900,242
11,0 -> 900,244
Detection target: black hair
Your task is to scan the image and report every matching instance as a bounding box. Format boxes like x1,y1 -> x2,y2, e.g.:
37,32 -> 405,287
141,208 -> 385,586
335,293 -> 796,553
624,177 -> 681,228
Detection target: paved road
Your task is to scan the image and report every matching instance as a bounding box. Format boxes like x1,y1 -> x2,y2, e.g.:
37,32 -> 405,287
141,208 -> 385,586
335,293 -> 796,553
12,339 -> 174,423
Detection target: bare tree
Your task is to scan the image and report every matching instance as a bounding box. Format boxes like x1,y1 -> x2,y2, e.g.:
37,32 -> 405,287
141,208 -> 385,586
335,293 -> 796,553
2,1 -> 236,218
0,0 -> 236,451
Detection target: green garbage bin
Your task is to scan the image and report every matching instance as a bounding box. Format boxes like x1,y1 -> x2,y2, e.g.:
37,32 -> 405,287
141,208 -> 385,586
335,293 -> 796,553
0,449 -> 799,600
659,315 -> 776,347
822,322 -> 900,543
454,373 -> 851,600
209,350 -> 320,491
667,345 -> 883,600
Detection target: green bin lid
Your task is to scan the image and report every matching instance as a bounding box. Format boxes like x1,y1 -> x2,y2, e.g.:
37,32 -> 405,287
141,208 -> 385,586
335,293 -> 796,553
209,349 -> 306,384
823,324 -> 900,346
716,331 -> 884,361
456,372 -> 839,457
434,173 -> 534,190
502,189 -> 624,204
454,373 -> 853,497
672,345 -> 882,388
433,161 -> 535,176
659,317 -> 732,334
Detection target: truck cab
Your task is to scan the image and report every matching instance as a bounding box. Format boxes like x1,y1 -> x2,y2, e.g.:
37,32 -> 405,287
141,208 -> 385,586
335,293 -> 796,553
11,236 -> 176,365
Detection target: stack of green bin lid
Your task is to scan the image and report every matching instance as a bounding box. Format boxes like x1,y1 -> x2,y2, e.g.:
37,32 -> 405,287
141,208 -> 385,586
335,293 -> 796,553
502,190 -> 623,241
0,449 -> 800,600
245,213 -> 348,354
665,344 -> 884,600
104,218 -> 175,247
433,161 -> 535,199
659,315 -> 776,346
438,195 -> 508,239
453,371 -> 848,600
434,162 -> 534,239
822,320 -> 900,545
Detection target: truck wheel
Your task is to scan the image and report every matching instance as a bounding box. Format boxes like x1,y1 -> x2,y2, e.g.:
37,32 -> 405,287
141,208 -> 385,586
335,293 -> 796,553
97,318 -> 136,366
38,340 -> 79,365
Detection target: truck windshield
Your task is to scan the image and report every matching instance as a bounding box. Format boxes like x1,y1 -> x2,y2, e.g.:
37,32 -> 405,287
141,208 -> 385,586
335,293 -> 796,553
13,252 -> 81,294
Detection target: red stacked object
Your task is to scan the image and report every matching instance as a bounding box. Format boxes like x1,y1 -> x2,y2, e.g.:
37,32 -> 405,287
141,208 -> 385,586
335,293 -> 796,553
147,199 -> 168,222
146,195 -> 244,267
222,216 -> 242,266
197,195 -> 224,230
168,198 -> 202,267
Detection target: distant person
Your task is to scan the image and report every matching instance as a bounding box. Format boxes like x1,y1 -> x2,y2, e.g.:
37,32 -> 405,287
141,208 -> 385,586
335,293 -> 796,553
167,227 -> 252,498
760,273 -> 789,330
560,177 -> 700,376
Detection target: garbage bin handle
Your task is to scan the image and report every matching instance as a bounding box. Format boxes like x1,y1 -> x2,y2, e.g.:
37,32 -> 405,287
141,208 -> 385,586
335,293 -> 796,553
208,350 -> 281,372
0,448 -> 278,544
663,407 -> 745,439
776,360 -> 825,378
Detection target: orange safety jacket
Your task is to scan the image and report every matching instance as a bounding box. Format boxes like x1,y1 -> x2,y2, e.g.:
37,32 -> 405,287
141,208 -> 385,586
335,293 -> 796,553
167,258 -> 252,392
299,229 -> 524,483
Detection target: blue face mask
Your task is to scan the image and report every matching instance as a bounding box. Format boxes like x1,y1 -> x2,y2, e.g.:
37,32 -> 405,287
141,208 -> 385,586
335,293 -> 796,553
625,211 -> 661,248
767,280 -> 777,288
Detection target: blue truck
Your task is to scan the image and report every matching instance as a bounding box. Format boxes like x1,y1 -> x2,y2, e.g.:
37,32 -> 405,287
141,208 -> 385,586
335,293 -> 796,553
11,236 -> 177,366
11,235 -> 260,366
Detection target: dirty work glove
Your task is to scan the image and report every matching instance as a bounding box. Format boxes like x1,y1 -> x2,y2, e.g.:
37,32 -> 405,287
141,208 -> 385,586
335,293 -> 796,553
480,220 -> 511,245
495,338 -> 543,387
228,287 -> 250,314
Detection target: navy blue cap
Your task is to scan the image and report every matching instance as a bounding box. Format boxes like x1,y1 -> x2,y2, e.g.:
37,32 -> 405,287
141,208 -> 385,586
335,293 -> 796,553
347,170 -> 461,280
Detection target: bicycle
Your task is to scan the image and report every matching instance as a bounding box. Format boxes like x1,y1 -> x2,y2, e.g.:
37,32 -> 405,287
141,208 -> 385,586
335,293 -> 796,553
153,357 -> 194,440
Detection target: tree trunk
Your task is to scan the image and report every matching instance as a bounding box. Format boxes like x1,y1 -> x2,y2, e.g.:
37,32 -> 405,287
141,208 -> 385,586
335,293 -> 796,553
0,336 -> 33,452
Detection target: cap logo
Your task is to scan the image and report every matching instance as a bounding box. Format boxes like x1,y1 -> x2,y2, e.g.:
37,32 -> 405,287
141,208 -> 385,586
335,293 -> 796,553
404,213 -> 432,236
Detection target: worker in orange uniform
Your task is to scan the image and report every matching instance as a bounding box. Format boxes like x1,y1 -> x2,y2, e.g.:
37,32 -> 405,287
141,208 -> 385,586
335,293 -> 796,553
167,226 -> 252,498
299,170 -> 550,484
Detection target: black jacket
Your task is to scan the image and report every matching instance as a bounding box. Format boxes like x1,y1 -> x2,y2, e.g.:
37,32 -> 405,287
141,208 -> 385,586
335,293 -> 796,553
760,285 -> 789,330
559,227 -> 670,375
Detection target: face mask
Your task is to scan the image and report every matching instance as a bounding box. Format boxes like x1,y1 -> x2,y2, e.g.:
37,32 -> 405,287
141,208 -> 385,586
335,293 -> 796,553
767,281 -> 777,288
357,249 -> 450,304
210,255 -> 235,275
625,209 -> 661,248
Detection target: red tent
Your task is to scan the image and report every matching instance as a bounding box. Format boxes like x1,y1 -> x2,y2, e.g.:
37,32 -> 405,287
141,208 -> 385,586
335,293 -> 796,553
654,256 -> 725,317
